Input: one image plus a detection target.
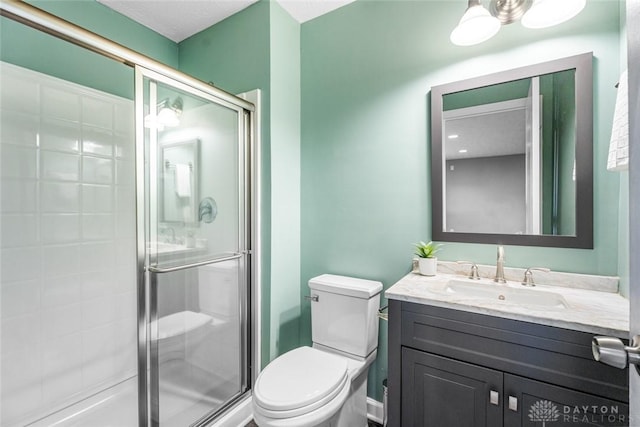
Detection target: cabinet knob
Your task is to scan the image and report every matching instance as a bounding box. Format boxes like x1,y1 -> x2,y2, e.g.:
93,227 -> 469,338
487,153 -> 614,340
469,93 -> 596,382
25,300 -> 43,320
489,390 -> 499,406
508,396 -> 518,412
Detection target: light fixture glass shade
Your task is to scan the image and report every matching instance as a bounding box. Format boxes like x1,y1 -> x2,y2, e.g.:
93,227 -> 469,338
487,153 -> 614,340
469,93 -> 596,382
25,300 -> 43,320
157,106 -> 180,127
450,3 -> 502,46
143,97 -> 182,129
521,0 -> 586,29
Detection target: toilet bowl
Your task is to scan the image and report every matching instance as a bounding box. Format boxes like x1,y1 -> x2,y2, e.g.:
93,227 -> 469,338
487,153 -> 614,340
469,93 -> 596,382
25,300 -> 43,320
253,346 -> 376,427
252,274 -> 383,427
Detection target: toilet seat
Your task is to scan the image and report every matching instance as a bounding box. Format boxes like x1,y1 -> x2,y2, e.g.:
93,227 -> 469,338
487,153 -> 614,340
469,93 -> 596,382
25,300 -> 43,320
253,346 -> 349,419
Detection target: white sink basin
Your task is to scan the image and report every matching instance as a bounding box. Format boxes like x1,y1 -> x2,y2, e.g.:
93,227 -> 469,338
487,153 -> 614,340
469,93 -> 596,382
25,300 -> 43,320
444,279 -> 568,309
149,242 -> 187,254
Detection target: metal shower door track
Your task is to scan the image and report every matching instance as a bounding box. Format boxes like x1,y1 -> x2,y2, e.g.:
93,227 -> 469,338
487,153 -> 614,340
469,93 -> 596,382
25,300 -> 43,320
0,0 -> 254,113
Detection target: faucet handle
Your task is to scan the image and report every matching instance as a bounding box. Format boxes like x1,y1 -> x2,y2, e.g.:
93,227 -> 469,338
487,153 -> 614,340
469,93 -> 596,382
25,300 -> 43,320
456,261 -> 481,280
521,267 -> 551,287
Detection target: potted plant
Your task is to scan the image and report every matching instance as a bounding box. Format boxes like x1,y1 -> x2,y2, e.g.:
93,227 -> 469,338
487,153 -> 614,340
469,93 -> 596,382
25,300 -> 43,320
414,241 -> 441,276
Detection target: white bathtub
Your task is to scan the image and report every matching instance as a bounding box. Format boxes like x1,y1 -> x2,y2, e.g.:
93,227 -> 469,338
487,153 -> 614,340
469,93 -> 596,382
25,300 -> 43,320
28,377 -> 138,427
26,376 -> 253,427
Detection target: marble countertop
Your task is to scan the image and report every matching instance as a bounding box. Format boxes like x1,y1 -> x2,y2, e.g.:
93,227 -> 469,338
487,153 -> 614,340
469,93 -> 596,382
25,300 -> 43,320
386,271 -> 630,338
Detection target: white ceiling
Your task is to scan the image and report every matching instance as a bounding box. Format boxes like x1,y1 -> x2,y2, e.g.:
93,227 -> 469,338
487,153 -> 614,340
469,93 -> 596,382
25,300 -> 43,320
97,0 -> 357,43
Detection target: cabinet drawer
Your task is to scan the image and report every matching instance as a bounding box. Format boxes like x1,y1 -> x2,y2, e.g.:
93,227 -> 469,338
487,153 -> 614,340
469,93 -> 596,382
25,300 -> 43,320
400,302 -> 628,402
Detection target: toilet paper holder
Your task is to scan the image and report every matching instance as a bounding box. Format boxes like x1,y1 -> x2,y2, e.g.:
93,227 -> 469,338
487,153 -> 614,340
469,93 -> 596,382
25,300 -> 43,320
378,305 -> 388,321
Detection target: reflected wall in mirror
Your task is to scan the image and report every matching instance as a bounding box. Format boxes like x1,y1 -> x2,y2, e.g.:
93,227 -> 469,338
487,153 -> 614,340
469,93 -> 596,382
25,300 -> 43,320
160,138 -> 200,224
431,53 -> 593,248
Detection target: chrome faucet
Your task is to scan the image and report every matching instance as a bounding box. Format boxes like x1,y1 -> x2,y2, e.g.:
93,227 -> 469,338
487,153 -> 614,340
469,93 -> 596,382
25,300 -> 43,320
199,203 -> 212,221
457,261 -> 481,280
521,267 -> 550,287
494,245 -> 506,283
161,227 -> 176,244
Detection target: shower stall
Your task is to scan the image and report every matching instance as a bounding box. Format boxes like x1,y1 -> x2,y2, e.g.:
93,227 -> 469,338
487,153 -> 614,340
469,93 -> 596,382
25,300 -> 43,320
0,2 -> 258,427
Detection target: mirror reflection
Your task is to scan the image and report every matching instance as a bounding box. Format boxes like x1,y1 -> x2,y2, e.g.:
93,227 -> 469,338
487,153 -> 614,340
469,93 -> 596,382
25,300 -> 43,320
442,70 -> 576,236
160,138 -> 200,224
431,53 -> 593,248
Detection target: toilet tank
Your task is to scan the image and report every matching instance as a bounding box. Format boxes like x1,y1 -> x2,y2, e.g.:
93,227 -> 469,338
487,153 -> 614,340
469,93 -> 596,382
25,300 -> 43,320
308,274 -> 383,358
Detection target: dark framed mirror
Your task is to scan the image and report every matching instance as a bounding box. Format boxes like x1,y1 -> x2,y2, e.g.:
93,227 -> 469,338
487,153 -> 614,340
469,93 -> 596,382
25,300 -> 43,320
159,138 -> 200,224
431,52 -> 593,248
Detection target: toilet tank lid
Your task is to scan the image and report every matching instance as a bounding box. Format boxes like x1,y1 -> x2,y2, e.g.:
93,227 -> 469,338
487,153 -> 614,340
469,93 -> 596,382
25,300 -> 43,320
309,274 -> 383,298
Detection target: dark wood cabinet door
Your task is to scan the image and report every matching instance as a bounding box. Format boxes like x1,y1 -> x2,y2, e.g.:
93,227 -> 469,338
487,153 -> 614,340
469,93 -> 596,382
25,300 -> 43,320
401,348 -> 503,427
503,374 -> 630,427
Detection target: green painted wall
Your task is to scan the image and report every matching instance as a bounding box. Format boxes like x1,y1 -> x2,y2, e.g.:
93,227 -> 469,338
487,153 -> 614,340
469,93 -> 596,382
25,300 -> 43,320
267,3 -> 302,359
179,0 -> 302,365
556,71 -> 578,235
0,0 -> 178,98
538,70 -> 577,235
300,0 -> 624,401
177,0 -> 274,366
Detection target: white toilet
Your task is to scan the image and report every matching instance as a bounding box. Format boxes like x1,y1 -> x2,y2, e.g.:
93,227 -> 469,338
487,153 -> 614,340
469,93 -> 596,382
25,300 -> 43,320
253,274 -> 383,427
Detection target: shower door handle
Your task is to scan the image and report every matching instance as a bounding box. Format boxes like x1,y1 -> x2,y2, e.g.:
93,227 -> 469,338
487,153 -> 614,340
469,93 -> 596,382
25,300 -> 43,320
147,252 -> 243,274
592,335 -> 640,374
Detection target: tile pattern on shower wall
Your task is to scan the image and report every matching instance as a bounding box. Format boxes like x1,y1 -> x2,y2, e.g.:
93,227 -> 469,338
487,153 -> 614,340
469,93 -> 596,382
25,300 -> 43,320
0,62 -> 137,427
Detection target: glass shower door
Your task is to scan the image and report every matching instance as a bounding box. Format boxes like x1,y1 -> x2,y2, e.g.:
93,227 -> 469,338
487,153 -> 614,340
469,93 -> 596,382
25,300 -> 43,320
135,66 -> 250,427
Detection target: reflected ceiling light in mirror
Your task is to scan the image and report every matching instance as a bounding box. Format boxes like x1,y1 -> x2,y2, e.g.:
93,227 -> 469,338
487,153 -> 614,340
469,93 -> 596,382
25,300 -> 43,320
450,0 -> 501,46
451,0 -> 586,46
157,97 -> 183,127
521,0 -> 586,29
144,97 -> 183,130
448,134 -> 460,139
458,149 -> 468,153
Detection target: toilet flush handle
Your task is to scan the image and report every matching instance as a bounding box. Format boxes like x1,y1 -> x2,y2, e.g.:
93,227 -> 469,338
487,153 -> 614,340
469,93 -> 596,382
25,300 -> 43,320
304,295 -> 319,302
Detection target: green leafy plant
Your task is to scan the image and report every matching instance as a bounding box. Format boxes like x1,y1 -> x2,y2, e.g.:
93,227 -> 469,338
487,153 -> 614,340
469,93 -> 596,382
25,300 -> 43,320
413,241 -> 442,259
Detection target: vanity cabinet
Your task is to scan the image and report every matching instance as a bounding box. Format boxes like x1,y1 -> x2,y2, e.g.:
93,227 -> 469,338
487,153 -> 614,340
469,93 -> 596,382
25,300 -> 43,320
388,300 -> 629,427
402,348 -> 503,426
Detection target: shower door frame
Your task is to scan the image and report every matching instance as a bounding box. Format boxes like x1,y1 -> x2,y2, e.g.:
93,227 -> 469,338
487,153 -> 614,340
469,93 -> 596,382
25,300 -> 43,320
0,2 -> 261,426
135,66 -> 255,427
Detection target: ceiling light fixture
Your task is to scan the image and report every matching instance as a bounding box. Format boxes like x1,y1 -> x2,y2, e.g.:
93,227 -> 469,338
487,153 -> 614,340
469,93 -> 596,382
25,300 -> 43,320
521,0 -> 587,29
451,0 -> 586,46
450,0 -> 501,46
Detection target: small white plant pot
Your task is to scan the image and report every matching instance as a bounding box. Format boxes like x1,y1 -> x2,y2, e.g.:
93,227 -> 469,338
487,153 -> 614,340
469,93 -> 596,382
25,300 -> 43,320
418,257 -> 437,276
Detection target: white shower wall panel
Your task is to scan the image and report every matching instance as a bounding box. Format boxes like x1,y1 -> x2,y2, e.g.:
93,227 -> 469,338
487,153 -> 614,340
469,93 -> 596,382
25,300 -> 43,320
0,62 -> 137,427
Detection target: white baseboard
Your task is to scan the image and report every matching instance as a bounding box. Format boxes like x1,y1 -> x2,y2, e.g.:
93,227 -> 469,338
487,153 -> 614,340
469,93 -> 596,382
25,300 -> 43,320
367,397 -> 384,425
